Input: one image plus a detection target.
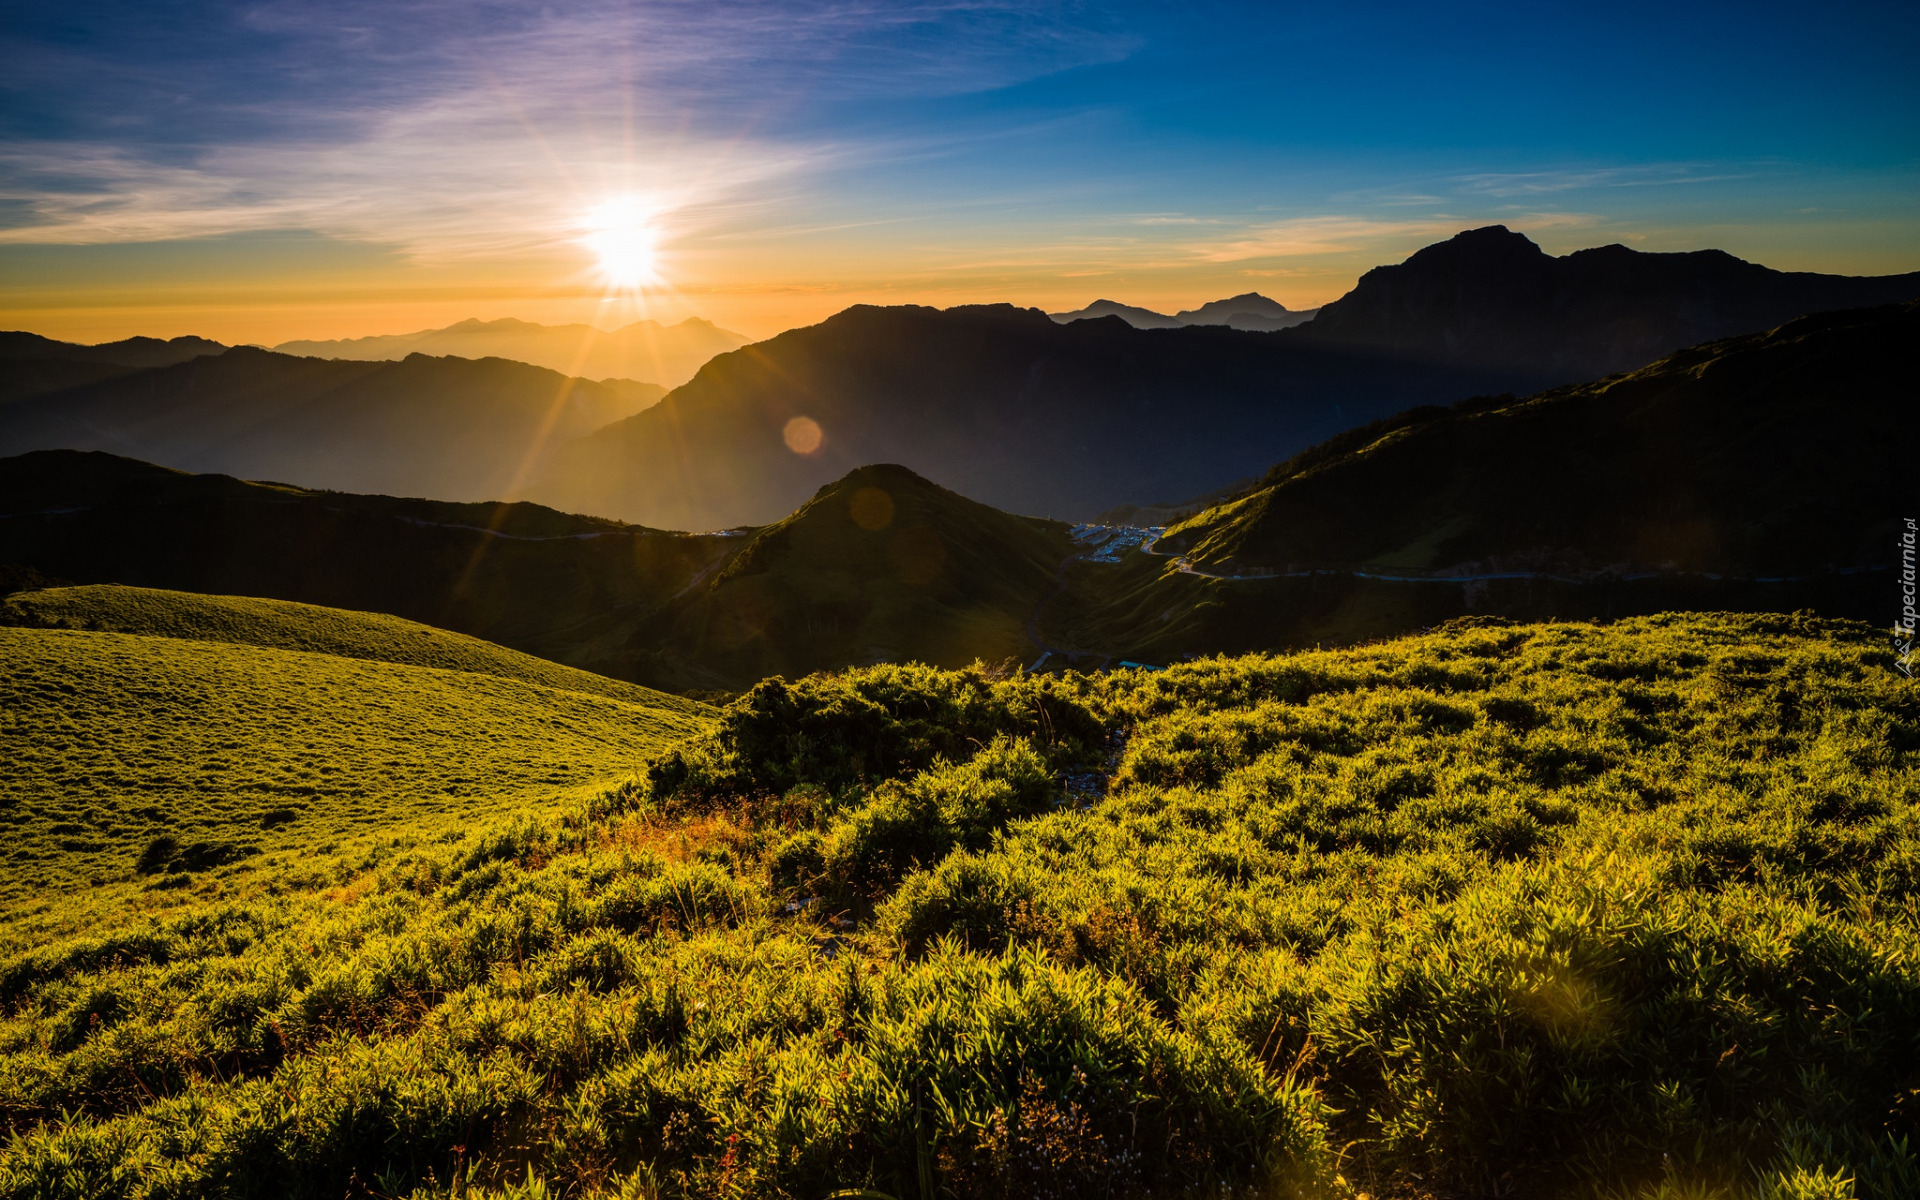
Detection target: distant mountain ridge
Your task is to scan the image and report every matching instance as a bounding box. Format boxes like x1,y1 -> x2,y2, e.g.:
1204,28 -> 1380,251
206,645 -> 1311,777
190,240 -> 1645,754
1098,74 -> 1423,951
0,348 -> 666,503
0,331 -> 232,403
1175,293 -> 1317,331
1050,292 -> 1316,331
1033,302 -> 1917,664
272,316 -> 750,388
0,331 -> 229,368
1295,224 -> 1920,380
1049,299 -> 1186,329
7,226 -> 1914,537
6,294 -> 1912,689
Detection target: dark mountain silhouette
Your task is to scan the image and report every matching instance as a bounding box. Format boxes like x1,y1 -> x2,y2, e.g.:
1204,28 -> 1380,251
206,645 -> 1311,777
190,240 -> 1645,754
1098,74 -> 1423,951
271,316 -> 749,388
0,331 -> 229,368
0,452 -> 1073,690
1175,293 -> 1317,331
0,450 -> 734,674
7,228 -> 1911,539
627,463 -> 1072,686
532,229 -> 1919,532
1027,302 -> 1920,664
0,331 -> 232,403
1295,225 -> 1920,382
0,349 -> 665,502
529,303 -> 1494,530
1168,301 -> 1915,576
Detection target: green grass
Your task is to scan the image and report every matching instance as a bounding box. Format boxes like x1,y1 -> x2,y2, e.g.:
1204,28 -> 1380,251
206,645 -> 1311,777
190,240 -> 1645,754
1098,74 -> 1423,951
0,585 -> 693,707
0,626 -> 712,952
1,612 -> 1915,1198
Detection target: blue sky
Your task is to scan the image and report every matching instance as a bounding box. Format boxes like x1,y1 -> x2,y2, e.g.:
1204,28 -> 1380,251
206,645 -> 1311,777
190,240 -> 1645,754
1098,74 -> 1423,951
2,0 -> 1915,340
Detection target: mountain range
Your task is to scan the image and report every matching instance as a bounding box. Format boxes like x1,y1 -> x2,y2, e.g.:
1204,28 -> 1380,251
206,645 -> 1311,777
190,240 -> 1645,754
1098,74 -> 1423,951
524,302 -> 1489,530
270,316 -> 750,388
3,226 -> 1915,538
3,300 -> 1906,689
524,224 -> 1919,530
1050,292 -> 1317,331
0,450 -> 1067,691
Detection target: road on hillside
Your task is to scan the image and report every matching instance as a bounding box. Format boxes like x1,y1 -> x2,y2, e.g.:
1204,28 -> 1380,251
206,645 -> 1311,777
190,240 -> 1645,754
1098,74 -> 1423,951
1028,524 -> 1881,673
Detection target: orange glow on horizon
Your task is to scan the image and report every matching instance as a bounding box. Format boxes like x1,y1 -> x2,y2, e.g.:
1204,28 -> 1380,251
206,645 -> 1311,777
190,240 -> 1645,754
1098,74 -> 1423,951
7,214 -> 1911,350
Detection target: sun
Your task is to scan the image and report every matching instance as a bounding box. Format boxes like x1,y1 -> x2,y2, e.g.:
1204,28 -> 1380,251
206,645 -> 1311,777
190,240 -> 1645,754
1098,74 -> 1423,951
581,197 -> 662,289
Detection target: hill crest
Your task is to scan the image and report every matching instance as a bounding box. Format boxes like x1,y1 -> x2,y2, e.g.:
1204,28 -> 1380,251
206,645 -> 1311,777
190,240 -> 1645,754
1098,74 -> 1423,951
630,462 -> 1074,685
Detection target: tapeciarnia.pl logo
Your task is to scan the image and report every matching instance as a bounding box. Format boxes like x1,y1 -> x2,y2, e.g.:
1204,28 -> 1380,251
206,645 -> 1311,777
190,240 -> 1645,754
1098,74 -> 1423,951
1898,517 -> 1916,678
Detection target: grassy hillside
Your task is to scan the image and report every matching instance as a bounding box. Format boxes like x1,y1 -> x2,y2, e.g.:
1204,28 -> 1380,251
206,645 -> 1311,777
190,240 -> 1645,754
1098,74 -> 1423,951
1,613 -> 1914,1198
632,464 -> 1075,686
0,584 -> 696,708
0,626 -> 712,947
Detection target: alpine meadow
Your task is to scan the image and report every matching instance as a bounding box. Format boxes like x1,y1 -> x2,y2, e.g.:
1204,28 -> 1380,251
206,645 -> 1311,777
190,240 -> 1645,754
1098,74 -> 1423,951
1,2 -> 1916,1197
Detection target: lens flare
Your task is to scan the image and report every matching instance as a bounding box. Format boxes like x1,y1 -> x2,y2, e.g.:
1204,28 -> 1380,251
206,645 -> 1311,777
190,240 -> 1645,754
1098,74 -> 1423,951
581,197 -> 661,289
783,415 -> 824,455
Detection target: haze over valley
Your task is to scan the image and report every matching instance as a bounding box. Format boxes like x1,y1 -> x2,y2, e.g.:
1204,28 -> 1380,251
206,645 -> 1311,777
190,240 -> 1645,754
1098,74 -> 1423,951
271,316 -> 750,389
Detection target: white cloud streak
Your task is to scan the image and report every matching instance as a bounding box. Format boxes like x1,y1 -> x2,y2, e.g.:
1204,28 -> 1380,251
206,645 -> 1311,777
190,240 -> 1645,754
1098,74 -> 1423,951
1452,164 -> 1760,197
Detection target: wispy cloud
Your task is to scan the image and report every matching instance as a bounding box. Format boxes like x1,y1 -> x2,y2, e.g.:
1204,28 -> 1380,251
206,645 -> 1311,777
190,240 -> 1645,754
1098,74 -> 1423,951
0,1 -> 1134,253
1452,163 -> 1761,198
